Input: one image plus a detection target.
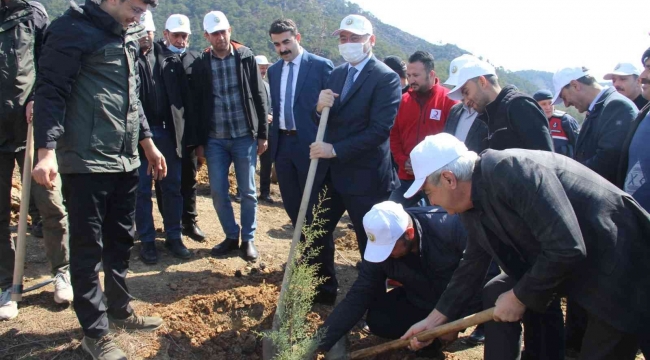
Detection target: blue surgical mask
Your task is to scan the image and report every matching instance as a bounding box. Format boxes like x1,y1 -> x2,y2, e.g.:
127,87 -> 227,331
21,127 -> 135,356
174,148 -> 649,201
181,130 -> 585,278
168,44 -> 186,54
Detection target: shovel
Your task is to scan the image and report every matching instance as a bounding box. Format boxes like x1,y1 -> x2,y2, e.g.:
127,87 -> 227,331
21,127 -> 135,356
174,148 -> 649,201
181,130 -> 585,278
326,307 -> 495,360
262,107 -> 332,359
11,122 -> 34,301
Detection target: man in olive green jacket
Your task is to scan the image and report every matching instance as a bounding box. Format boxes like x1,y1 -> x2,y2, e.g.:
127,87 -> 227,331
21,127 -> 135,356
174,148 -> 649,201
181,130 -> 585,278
32,0 -> 167,359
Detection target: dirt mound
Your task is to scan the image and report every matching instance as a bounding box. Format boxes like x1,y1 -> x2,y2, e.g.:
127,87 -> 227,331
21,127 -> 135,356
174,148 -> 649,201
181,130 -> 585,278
196,163 -> 238,195
335,230 -> 359,251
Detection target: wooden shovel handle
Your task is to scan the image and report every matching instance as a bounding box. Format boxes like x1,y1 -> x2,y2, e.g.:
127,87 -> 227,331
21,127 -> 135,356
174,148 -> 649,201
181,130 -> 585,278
349,307 -> 495,359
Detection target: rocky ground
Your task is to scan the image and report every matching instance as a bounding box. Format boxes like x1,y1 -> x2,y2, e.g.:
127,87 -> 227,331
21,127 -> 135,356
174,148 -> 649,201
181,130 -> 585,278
0,166 -> 643,359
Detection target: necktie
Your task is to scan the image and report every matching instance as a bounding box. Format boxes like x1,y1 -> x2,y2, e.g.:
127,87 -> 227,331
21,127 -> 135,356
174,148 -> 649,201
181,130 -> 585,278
283,62 -> 295,130
341,66 -> 358,101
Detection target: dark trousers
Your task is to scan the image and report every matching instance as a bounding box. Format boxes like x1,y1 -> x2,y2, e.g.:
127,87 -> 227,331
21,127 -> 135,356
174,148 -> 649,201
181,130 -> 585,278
565,298 -> 588,352
63,171 -> 137,339
259,136 -> 272,196
275,133 -> 322,227
483,273 -> 637,360
366,287 -> 433,338
483,273 -> 564,360
0,150 -> 69,289
313,172 -> 390,295
155,145 -> 199,225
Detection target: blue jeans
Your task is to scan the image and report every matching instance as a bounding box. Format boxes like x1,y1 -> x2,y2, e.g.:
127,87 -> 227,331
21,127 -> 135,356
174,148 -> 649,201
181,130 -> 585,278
136,126 -> 182,242
388,179 -> 429,208
205,135 -> 258,242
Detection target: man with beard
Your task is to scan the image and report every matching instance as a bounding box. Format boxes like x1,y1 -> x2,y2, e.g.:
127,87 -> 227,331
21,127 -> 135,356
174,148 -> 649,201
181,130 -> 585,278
389,51 -> 457,207
448,59 -> 553,152
189,11 -> 268,261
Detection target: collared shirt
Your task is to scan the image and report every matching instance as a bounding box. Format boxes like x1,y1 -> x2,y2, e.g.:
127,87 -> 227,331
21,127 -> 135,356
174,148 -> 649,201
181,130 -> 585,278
209,46 -> 249,139
588,87 -> 609,112
454,104 -> 478,142
279,47 -> 303,130
347,52 -> 372,82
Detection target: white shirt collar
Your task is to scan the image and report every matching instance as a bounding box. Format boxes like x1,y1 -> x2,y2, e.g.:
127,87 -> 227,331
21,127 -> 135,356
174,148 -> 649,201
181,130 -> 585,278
284,47 -> 304,67
589,87 -> 609,112
348,52 -> 372,73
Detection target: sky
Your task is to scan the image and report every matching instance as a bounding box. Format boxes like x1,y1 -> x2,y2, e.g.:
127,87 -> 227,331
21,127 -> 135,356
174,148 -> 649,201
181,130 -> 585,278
351,0 -> 650,79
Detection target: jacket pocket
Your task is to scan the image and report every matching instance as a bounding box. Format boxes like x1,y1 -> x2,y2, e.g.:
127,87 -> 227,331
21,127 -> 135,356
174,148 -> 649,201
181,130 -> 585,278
90,95 -> 125,153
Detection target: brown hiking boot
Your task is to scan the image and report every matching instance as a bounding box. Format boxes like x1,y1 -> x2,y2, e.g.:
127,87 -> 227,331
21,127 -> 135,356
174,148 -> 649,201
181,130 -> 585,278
108,313 -> 163,332
81,336 -> 127,360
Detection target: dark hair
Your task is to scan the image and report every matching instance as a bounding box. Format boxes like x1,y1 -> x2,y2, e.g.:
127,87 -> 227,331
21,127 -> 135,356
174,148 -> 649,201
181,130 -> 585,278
483,74 -> 499,86
408,51 -> 435,73
643,47 -> 650,65
575,75 -> 597,86
117,0 -> 158,7
383,56 -> 406,79
269,19 -> 298,37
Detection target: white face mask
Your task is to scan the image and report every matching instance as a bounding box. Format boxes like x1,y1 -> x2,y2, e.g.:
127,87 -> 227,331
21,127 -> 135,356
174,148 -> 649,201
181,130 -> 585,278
338,38 -> 370,64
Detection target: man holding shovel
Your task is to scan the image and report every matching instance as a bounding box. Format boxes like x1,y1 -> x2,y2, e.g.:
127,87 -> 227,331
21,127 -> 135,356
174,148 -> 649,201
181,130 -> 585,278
0,0 -> 72,321
402,133 -> 650,360
309,14 -> 402,305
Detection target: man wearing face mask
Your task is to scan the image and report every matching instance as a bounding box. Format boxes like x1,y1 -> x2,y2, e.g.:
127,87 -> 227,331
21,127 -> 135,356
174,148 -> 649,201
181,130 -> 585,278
317,202 -> 476,359
135,10 -> 194,264
310,14 -> 401,305
152,14 -> 207,242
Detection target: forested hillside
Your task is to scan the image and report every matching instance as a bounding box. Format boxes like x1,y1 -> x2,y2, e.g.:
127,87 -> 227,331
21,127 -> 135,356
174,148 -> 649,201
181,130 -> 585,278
38,0 -> 561,98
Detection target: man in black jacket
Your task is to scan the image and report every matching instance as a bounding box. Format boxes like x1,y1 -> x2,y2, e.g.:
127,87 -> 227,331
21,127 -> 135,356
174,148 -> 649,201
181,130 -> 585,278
447,58 -> 553,152
318,202 -> 488,358
152,14 -> 206,242
552,66 -> 637,185
135,12 -> 192,264
189,11 -> 268,261
32,0 -> 166,358
403,134 -> 650,360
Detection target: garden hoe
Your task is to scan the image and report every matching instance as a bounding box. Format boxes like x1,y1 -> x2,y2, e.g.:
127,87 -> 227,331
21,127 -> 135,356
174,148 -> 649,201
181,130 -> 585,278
326,307 -> 495,360
262,107 -> 332,360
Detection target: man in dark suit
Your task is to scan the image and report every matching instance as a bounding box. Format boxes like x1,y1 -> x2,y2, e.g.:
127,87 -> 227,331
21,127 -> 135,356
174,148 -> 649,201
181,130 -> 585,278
310,14 -> 402,304
267,19 -> 333,227
442,55 -> 487,154
402,134 -> 650,360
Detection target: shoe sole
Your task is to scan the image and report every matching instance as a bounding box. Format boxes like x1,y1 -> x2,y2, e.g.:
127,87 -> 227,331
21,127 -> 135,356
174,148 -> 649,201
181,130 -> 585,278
53,295 -> 72,304
0,312 -> 18,321
81,339 -> 98,360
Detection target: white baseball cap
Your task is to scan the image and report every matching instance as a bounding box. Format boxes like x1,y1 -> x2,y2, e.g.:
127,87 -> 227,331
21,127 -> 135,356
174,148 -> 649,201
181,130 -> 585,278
447,59 -> 496,101
255,55 -> 270,65
140,10 -> 155,32
165,14 -> 191,34
404,133 -> 469,199
551,66 -> 590,105
603,62 -> 641,80
362,201 -> 409,263
444,54 -> 480,86
332,14 -> 373,36
203,11 -> 230,34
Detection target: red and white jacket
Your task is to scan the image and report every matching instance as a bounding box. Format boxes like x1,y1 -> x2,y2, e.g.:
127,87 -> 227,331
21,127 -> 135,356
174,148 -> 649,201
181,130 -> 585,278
390,79 -> 458,180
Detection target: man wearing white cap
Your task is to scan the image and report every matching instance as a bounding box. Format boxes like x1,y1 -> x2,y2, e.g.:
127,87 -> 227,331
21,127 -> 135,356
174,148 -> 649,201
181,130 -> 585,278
254,54 -> 274,203
188,11 -> 268,261
447,58 -> 553,152
400,133 -> 650,360
604,62 -> 648,110
442,54 -> 488,154
552,66 -> 637,184
163,14 -> 191,55
136,9 -> 195,264
317,201 -> 477,358
138,9 -> 155,53
308,14 -> 401,305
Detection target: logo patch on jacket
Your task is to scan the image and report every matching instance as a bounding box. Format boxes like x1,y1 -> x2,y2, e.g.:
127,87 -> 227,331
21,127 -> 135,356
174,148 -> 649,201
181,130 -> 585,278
430,109 -> 441,121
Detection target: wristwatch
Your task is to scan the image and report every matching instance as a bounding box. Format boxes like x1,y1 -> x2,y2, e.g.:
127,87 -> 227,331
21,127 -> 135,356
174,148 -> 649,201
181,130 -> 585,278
331,147 -> 337,158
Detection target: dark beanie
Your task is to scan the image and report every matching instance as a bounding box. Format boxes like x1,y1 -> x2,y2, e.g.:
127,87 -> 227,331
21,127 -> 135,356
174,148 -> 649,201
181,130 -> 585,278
533,89 -> 553,101
642,47 -> 650,65
384,56 -> 407,79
